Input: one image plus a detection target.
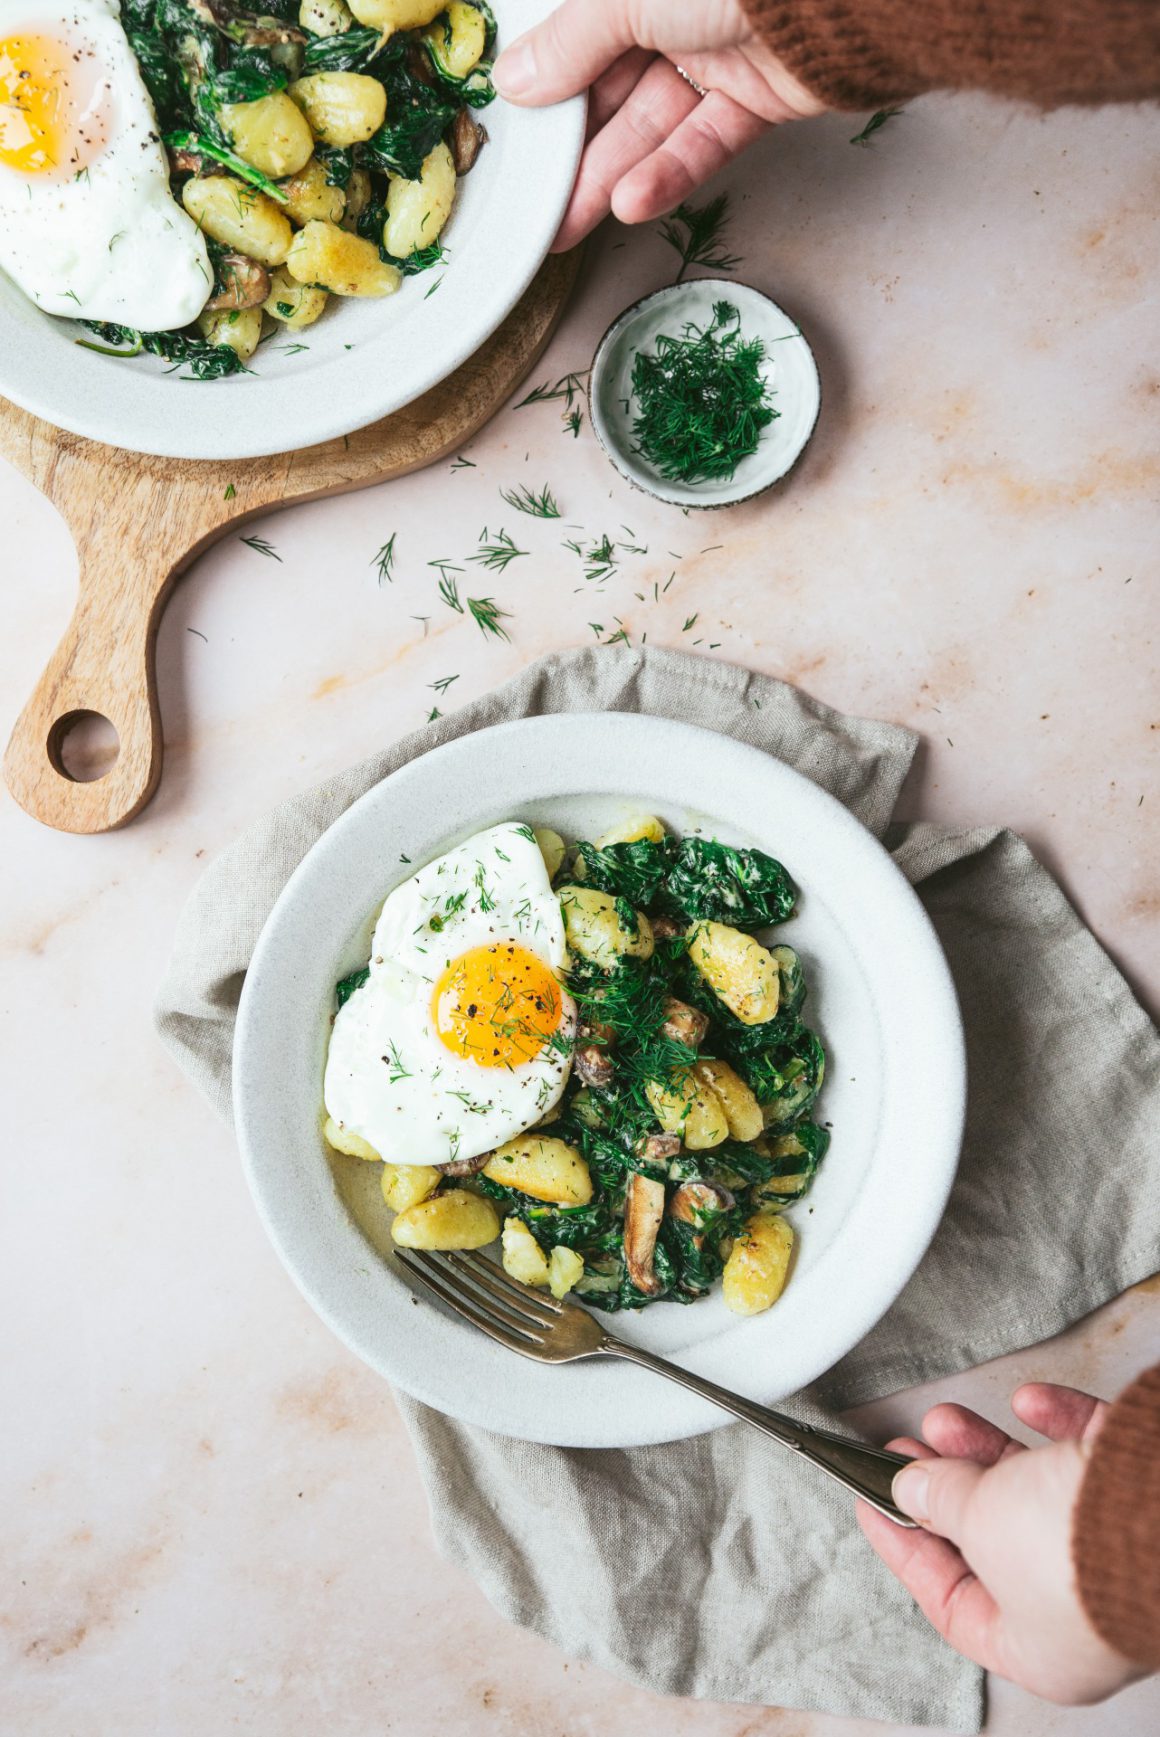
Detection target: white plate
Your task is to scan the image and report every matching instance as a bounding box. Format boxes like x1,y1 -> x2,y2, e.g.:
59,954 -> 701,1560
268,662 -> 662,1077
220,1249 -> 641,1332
0,3 -> 584,460
234,714 -> 965,1447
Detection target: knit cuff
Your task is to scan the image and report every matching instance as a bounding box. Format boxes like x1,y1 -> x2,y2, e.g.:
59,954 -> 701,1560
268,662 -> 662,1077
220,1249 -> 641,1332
739,0 -> 1160,112
1073,1364 -> 1160,1670
738,1 -> 924,110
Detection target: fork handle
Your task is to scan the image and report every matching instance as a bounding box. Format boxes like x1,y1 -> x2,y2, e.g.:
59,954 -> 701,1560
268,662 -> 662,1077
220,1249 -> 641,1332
602,1339 -> 917,1527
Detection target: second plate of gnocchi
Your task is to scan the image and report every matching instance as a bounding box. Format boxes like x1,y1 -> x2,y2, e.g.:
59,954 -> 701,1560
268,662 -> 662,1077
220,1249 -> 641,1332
0,0 -> 585,458
234,713 -> 966,1446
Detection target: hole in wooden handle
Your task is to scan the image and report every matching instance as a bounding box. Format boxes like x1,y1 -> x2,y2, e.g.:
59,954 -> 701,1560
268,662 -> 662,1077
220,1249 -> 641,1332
47,710 -> 121,783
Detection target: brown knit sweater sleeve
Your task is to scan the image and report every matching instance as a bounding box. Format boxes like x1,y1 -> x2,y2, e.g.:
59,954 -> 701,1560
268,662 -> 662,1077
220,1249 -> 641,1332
739,0 -> 1160,110
1072,1363 -> 1160,1670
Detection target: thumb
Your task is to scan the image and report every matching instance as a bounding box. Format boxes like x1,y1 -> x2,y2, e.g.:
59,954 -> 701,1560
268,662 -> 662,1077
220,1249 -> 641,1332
893,1456 -> 987,1542
494,0 -> 635,103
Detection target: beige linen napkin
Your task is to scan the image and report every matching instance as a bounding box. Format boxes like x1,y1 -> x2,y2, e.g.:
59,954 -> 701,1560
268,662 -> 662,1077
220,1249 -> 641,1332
156,647 -> 1160,1732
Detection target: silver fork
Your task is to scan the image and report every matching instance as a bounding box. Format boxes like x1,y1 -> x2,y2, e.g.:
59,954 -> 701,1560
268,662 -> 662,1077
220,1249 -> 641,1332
395,1249 -> 917,1526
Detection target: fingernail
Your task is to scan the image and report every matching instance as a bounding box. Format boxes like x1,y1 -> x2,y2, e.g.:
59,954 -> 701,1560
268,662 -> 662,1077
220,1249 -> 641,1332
494,37 -> 534,98
893,1466 -> 929,1520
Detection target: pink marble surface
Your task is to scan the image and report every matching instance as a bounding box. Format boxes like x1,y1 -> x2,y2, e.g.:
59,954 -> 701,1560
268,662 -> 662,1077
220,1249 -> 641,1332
1,89 -> 1158,1736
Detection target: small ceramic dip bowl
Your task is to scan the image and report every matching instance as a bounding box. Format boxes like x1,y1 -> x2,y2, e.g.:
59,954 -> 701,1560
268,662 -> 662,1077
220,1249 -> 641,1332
589,278 -> 820,509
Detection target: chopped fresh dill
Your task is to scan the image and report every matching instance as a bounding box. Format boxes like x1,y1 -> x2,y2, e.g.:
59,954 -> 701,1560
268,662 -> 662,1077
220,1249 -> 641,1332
683,614 -> 698,631
430,673 -> 459,695
373,535 -> 397,585
385,1041 -> 411,1083
474,862 -> 496,911
850,107 -> 904,146
657,193 -> 742,283
470,528 -> 527,572
514,370 -> 589,410
429,557 -> 464,601
450,454 -> 476,471
468,596 -> 511,641
584,534 -> 617,584
241,535 -> 281,560
500,483 -> 561,518
223,483 -> 236,501
514,369 -> 589,436
428,706 -> 442,721
630,300 -> 777,484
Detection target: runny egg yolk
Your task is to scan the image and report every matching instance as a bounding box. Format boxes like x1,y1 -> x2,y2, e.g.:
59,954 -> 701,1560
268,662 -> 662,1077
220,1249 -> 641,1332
432,943 -> 564,1069
0,34 -> 109,179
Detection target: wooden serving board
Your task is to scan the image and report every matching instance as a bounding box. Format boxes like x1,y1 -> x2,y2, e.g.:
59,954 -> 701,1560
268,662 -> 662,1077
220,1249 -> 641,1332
1,249 -> 580,836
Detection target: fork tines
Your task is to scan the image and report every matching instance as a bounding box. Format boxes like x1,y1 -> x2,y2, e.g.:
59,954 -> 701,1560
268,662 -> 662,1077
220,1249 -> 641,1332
394,1248 -> 561,1355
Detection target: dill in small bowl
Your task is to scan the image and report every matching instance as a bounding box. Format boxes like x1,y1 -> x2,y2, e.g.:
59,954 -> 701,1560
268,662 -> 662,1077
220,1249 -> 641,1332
631,300 -> 777,485
590,280 -> 820,509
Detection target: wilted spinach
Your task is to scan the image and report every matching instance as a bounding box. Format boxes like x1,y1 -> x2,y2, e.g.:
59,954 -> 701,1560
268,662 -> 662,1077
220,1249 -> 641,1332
573,835 -> 676,907
335,966 -> 370,1009
664,836 -> 797,926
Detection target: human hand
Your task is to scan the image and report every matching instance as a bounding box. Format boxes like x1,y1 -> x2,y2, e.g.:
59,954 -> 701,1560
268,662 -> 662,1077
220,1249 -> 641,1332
858,1384 -> 1146,1705
492,0 -> 824,249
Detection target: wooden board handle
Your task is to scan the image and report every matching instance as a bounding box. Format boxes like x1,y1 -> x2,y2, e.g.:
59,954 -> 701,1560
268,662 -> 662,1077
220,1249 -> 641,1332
1,249 -> 583,833
3,535 -> 169,833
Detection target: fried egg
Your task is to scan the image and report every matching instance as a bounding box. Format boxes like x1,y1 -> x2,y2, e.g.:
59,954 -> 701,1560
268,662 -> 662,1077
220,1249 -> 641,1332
0,0 -> 211,327
324,823 -> 575,1167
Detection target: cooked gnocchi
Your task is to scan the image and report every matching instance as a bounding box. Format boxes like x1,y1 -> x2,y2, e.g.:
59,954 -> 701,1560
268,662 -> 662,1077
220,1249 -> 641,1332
323,819 -> 827,1318
560,886 -> 655,969
286,222 -> 402,298
77,2 -> 498,377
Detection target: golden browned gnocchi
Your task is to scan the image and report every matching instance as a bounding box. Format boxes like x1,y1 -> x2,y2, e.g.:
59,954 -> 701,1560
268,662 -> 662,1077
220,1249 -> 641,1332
182,176 -> 293,268
722,1213 -> 795,1316
686,920 -> 781,1025
323,1115 -> 380,1160
422,0 -> 487,77
278,157 -> 347,228
502,1216 -> 550,1285
390,1188 -> 500,1250
382,141 -> 457,259
263,269 -> 329,331
220,91 -> 315,180
560,886 -> 654,970
482,1135 -> 593,1206
592,814 -> 666,850
645,1064 -> 729,1151
694,1058 -> 764,1141
346,0 -> 443,31
381,1164 -> 442,1213
285,221 -> 402,297
196,306 -> 263,363
288,73 -> 388,148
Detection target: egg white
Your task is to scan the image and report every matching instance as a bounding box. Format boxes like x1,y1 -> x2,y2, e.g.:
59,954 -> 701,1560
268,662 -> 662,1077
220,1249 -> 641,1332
324,824 -> 574,1167
0,0 -> 211,328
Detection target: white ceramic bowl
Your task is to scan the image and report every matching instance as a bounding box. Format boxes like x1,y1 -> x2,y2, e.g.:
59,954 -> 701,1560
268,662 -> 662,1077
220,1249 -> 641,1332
234,713 -> 965,1448
590,280 -> 821,508
0,3 -> 584,460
